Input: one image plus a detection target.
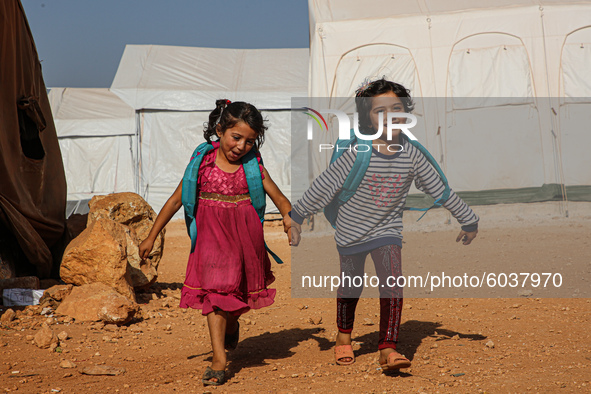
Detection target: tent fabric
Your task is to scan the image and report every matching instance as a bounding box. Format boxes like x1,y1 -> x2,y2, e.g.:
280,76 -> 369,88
0,0 -> 67,278
308,1 -> 591,203
49,88 -> 136,137
111,45 -> 309,110
309,0 -> 586,24
48,88 -> 137,201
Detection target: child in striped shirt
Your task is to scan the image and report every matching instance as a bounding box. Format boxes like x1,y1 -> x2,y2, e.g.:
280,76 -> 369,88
289,78 -> 478,370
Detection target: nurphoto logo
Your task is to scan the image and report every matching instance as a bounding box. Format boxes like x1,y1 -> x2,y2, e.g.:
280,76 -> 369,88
304,108 -> 418,153
304,108 -> 418,141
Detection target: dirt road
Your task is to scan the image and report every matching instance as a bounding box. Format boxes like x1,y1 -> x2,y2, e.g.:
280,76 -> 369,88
1,205 -> 590,393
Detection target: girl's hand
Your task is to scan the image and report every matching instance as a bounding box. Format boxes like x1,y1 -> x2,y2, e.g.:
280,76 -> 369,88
139,238 -> 155,260
290,222 -> 301,246
282,213 -> 292,234
456,229 -> 478,245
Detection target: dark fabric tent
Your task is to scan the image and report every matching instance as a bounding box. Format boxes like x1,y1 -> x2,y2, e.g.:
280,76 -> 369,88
0,0 -> 67,279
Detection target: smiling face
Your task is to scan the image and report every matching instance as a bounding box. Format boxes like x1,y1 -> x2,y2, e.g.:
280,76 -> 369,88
369,91 -> 406,142
216,121 -> 258,164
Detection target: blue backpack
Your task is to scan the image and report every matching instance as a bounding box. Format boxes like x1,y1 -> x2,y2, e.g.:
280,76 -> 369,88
323,131 -> 450,229
181,141 -> 283,264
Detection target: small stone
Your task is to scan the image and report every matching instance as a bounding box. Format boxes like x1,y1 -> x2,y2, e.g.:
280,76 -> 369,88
80,365 -> 125,376
34,326 -> 58,349
0,309 -> 16,323
41,307 -> 54,316
57,331 -> 69,341
59,360 -> 77,369
451,334 -> 460,340
517,289 -> 533,297
485,340 -> 495,348
362,318 -> 374,326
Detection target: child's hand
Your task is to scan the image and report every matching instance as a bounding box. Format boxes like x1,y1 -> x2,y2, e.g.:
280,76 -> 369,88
289,227 -> 301,246
282,213 -> 292,234
139,238 -> 155,260
456,229 -> 478,245
290,222 -> 301,246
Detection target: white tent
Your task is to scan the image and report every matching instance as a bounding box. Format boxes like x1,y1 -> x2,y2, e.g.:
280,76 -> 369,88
111,45 -> 309,216
307,0 -> 591,207
48,88 -> 138,216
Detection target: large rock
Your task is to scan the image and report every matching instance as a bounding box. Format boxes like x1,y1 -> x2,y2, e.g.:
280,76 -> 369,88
56,283 -> 140,325
60,219 -> 135,302
88,193 -> 164,288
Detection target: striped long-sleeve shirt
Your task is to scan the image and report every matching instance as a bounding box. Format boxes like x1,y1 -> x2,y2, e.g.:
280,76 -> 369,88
292,137 -> 479,255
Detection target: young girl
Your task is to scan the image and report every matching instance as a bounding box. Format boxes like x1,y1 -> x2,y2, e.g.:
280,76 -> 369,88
290,78 -> 478,371
139,100 -> 292,386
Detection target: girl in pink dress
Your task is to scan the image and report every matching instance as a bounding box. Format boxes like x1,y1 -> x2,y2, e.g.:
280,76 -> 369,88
139,100 -> 293,386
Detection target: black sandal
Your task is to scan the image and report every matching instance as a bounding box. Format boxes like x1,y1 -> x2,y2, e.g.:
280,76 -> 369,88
202,366 -> 226,386
224,321 -> 240,350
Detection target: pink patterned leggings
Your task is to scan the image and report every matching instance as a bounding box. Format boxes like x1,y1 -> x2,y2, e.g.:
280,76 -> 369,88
336,244 -> 403,350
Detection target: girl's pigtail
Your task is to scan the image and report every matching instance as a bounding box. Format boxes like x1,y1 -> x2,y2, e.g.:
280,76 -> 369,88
203,99 -> 231,143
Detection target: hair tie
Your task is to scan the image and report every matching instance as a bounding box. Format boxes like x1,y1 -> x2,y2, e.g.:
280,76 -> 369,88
355,77 -> 374,97
215,100 -> 231,126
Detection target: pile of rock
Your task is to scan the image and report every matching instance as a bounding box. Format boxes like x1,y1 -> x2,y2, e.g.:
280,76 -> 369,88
56,192 -> 164,325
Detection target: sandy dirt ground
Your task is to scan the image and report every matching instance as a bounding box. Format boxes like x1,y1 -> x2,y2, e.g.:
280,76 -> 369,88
1,202 -> 590,393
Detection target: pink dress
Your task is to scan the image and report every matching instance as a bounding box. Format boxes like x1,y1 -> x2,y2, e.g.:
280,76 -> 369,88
179,148 -> 276,316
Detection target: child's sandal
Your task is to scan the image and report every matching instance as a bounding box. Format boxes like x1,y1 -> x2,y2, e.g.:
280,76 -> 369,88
202,366 -> 226,386
379,351 -> 411,371
334,344 -> 355,365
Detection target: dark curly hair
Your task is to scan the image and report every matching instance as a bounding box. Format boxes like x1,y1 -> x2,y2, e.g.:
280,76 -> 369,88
355,78 -> 414,133
203,100 -> 267,149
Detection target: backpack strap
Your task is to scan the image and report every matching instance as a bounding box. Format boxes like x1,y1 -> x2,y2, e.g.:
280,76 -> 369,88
242,150 -> 265,222
242,150 -> 284,264
404,138 -> 451,221
337,138 -> 372,203
182,142 -> 216,252
323,131 -> 372,228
